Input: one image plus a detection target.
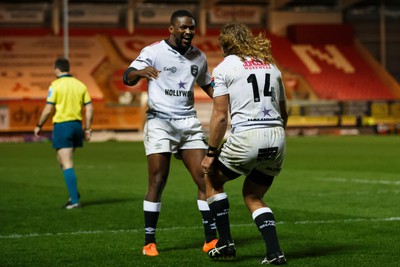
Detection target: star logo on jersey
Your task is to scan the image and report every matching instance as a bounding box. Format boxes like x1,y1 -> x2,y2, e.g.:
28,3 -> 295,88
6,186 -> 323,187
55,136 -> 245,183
262,107 -> 272,117
178,80 -> 187,89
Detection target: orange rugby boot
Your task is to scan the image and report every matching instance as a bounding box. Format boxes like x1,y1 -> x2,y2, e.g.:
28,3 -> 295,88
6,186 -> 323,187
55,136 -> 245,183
203,239 -> 218,253
142,243 -> 159,256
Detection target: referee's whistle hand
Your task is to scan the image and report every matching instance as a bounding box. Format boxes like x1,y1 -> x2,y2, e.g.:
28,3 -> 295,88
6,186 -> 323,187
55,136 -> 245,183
34,127 -> 41,136
84,129 -> 92,141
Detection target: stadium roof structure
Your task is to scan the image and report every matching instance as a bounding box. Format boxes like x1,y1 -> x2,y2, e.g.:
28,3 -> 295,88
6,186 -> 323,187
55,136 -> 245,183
2,0 -> 400,9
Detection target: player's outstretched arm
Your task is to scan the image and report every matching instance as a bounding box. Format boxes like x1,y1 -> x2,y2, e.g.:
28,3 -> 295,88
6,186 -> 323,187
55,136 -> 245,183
123,67 -> 159,86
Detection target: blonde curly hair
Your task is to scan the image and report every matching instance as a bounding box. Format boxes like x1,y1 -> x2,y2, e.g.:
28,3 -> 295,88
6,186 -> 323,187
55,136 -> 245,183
219,23 -> 273,64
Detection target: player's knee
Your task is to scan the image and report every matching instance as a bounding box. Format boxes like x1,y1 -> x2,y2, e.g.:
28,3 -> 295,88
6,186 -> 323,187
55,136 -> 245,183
243,192 -> 259,202
209,175 -> 226,191
149,175 -> 167,192
243,193 -> 264,211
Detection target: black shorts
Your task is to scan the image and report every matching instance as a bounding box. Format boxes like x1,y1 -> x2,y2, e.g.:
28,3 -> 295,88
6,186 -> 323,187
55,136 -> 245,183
52,121 -> 83,149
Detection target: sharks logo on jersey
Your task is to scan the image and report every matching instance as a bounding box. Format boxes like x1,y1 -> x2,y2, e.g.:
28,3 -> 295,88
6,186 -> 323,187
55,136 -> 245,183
191,65 -> 198,77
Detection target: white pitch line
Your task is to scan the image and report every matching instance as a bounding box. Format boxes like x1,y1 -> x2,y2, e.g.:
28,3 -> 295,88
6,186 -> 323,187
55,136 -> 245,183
314,189 -> 400,197
1,217 -> 399,240
318,177 -> 400,185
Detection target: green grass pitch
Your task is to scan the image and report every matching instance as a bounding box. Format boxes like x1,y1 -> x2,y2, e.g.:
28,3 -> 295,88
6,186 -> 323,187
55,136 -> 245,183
0,135 -> 399,266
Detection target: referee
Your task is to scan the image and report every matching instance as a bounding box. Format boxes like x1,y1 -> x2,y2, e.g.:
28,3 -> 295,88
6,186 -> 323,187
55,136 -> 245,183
34,58 -> 94,209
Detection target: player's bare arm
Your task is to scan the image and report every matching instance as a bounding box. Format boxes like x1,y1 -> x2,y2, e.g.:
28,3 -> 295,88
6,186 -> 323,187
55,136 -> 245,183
123,66 -> 159,86
279,100 -> 288,129
201,84 -> 213,98
201,94 -> 229,172
208,95 -> 229,148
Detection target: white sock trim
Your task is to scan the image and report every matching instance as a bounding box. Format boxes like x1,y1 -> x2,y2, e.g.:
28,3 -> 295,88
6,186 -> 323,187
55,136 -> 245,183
197,200 -> 210,211
207,192 -> 228,205
252,207 -> 273,220
143,200 -> 161,212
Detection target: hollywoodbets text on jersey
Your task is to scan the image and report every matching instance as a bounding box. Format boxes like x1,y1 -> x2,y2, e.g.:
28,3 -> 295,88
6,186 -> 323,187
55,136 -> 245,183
164,89 -> 193,98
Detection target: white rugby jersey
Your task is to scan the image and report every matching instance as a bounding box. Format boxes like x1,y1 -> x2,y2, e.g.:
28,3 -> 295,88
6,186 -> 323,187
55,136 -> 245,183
212,55 -> 286,132
129,40 -> 211,119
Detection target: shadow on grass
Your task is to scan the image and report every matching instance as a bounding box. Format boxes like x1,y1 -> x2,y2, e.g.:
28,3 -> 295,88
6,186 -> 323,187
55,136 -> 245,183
160,235 -> 265,263
285,244 -> 351,259
161,234 -> 351,263
81,197 -> 135,207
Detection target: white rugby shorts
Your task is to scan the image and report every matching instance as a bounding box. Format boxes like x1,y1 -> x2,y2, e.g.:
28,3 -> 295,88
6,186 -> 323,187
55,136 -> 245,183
144,117 -> 207,156
218,126 -> 286,177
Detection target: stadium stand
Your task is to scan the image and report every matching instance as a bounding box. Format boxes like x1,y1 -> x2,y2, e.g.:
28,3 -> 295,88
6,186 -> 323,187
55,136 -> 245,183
1,26 -> 399,132
0,1 -> 399,136
273,24 -> 398,100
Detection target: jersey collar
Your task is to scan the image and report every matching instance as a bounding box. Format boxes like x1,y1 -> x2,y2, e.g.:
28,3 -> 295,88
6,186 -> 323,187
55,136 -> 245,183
164,39 -> 191,55
57,74 -> 72,79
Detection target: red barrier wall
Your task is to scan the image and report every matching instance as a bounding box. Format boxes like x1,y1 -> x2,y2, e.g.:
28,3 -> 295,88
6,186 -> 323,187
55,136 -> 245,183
287,24 -> 354,44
